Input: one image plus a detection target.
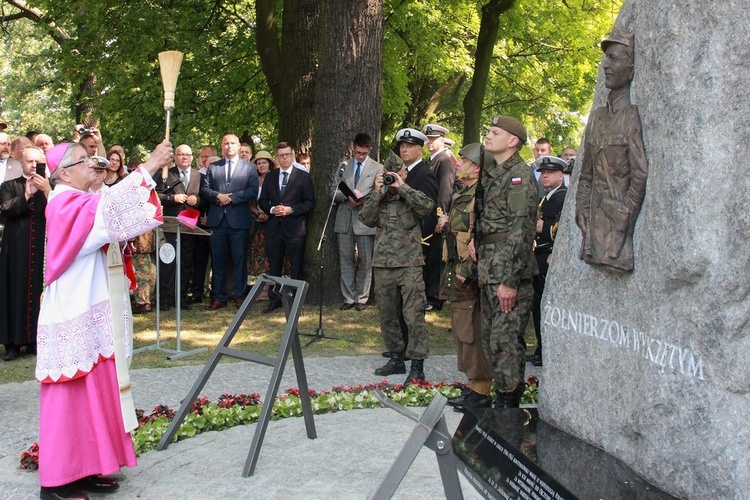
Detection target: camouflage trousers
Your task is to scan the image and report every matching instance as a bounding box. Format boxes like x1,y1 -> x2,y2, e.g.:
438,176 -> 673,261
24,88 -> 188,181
373,266 -> 428,360
132,252 -> 156,305
480,279 -> 533,392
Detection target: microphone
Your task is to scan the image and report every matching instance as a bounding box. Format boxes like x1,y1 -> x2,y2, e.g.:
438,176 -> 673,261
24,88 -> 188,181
160,178 -> 182,194
338,161 -> 346,177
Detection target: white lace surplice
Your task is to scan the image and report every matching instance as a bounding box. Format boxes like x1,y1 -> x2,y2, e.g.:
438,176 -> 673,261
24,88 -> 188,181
36,169 -> 162,383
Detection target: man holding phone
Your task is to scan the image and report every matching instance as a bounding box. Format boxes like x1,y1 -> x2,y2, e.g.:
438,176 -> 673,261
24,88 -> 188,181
0,146 -> 50,361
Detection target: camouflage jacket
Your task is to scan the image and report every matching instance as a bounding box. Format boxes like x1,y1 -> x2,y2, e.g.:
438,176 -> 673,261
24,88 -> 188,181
477,152 -> 538,288
359,183 -> 434,268
445,182 -> 476,280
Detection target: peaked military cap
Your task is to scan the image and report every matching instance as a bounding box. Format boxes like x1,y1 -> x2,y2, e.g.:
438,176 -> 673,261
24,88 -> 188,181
396,128 -> 428,147
534,155 -> 567,172
601,28 -> 634,53
489,115 -> 528,144
422,124 -> 449,137
444,138 -> 455,148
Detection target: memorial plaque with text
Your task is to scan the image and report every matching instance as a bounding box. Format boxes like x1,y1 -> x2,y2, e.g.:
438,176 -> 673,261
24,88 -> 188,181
452,408 -> 676,500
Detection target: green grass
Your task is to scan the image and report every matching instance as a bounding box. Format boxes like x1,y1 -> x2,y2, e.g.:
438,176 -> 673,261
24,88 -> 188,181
0,302 -> 538,385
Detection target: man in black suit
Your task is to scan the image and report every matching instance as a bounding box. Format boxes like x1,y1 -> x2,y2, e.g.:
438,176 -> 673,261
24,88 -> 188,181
530,155 -> 568,366
422,124 -> 456,311
258,141 -> 315,312
201,134 -> 258,310
156,144 -> 204,311
398,129 -> 438,309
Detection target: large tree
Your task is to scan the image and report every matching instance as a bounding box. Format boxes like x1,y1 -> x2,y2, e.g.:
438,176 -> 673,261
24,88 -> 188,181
306,0 -> 385,302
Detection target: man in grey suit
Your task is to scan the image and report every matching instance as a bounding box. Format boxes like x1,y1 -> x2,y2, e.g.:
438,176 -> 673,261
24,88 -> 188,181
0,133 -> 23,185
332,133 -> 381,311
201,134 -> 259,310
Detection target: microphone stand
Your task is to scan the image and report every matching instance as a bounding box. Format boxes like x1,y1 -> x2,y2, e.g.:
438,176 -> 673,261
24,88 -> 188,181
300,164 -> 355,347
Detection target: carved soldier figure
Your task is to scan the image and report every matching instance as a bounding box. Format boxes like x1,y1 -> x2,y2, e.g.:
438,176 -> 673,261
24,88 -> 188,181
575,28 -> 648,272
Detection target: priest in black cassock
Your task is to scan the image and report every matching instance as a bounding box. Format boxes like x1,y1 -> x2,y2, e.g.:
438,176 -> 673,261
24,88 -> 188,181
0,146 -> 50,361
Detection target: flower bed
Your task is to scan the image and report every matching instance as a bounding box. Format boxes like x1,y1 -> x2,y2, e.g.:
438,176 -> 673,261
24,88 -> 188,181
20,376 -> 539,469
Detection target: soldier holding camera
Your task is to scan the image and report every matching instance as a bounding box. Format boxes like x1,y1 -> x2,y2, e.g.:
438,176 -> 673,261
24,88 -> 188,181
359,128 -> 435,385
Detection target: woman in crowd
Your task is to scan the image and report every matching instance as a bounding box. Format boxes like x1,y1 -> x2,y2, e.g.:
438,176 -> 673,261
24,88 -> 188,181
248,151 -> 276,299
104,148 -> 127,187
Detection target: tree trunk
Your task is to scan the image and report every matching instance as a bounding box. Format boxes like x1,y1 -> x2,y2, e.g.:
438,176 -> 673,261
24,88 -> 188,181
279,0 -> 319,152
255,0 -> 319,151
462,0 -> 516,143
305,0 -> 385,304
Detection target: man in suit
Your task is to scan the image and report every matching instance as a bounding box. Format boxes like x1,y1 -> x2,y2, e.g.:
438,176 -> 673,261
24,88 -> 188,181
188,145 -> 218,304
156,144 -> 204,311
201,134 -> 259,310
258,141 -> 315,312
332,133 -> 381,311
0,133 -> 23,185
422,124 -> 456,311
400,129 -> 438,311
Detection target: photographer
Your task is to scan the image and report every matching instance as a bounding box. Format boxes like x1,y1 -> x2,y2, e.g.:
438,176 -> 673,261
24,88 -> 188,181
359,142 -> 434,385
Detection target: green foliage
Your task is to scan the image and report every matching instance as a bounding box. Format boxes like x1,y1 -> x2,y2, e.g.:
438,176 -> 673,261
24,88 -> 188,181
0,18 -> 74,139
1,0 -> 620,157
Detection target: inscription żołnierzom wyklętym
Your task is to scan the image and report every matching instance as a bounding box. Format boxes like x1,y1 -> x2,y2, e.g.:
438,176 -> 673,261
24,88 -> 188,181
543,304 -> 705,380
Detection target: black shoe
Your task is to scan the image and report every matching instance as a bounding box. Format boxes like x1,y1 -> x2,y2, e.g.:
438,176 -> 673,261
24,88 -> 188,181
159,303 -> 173,311
263,302 -> 282,313
494,385 -> 525,409
339,302 -> 355,310
188,295 -> 203,304
404,359 -> 425,385
453,390 -> 492,413
180,302 -> 192,310
355,303 -> 368,311
446,386 -> 472,407
526,354 -> 543,366
71,475 -> 119,493
40,486 -> 89,500
374,353 -> 406,376
26,344 -> 37,356
426,299 -> 442,312
3,346 -> 20,361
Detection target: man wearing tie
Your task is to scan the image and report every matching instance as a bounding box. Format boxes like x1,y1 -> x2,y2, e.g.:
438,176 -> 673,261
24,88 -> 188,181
201,134 -> 259,310
156,144 -> 204,311
332,133 -> 381,311
258,141 -> 315,313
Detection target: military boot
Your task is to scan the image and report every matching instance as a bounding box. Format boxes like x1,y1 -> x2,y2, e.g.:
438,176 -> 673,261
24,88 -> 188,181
403,359 -> 425,385
494,384 -> 525,409
374,352 -> 406,376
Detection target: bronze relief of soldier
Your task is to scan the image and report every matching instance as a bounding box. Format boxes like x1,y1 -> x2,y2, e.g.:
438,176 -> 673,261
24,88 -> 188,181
575,28 -> 648,272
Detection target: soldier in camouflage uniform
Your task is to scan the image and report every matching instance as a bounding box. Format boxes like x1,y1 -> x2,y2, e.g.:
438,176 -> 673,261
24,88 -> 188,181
438,143 -> 494,412
130,231 -> 156,314
473,116 -> 538,408
359,130 -> 435,385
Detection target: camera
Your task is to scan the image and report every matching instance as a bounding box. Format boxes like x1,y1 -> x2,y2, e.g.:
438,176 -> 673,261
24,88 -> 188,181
383,173 -> 397,185
76,124 -> 94,135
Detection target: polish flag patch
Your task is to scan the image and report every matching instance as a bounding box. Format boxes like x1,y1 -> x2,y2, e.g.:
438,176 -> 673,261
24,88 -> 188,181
511,177 -> 522,185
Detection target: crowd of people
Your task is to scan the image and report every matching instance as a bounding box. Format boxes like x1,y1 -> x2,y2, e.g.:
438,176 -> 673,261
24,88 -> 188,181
0,118 -> 576,381
0,119 -> 575,498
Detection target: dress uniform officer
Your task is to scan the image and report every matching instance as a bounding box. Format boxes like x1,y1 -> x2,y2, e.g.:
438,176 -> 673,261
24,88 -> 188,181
529,155 -> 568,366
